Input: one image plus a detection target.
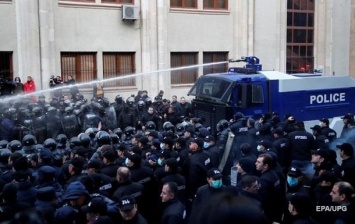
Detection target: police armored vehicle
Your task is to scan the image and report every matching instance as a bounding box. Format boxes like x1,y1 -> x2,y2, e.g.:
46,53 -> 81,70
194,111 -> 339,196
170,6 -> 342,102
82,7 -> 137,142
188,56 -> 355,136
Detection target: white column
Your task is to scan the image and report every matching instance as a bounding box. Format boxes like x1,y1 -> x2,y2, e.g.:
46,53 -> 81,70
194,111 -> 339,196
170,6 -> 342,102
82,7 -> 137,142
157,0 -> 169,95
15,0 -> 41,89
38,0 -> 56,90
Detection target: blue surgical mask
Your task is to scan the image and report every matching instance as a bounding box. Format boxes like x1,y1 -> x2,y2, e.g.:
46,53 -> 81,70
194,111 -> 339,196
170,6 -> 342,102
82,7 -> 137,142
203,142 -> 209,149
211,179 -> 222,189
160,143 -> 165,150
287,176 -> 299,187
157,158 -> 163,166
125,158 -> 129,167
257,145 -> 263,152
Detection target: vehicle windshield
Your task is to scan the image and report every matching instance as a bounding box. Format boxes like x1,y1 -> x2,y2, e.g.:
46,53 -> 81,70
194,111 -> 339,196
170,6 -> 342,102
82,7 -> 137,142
188,76 -> 234,103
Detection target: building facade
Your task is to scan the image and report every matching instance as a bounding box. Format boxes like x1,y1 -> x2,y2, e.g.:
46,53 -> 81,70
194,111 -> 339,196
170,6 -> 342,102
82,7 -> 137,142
0,0 -> 352,101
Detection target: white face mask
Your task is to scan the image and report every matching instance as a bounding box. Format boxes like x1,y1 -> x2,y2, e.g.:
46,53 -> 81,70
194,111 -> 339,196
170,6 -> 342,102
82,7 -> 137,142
257,145 -> 263,152
160,143 -> 165,150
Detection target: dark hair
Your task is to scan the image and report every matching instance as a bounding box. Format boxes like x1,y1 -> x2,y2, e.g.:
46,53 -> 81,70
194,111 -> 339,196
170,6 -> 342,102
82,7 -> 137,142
240,143 -> 252,155
258,153 -> 274,169
341,146 -> 353,157
164,182 -> 178,196
247,118 -> 255,126
79,175 -> 96,194
335,181 -> 355,201
189,192 -> 269,224
240,175 -> 259,189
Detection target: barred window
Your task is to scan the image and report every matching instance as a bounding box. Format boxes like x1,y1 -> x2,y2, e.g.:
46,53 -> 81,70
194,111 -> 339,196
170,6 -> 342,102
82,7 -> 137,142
103,52 -> 136,87
286,0 -> 314,73
203,52 -> 228,75
59,0 -> 95,2
203,0 -> 228,10
170,0 -> 197,8
0,52 -> 13,80
171,52 -> 198,84
102,0 -> 134,4
61,52 -> 97,85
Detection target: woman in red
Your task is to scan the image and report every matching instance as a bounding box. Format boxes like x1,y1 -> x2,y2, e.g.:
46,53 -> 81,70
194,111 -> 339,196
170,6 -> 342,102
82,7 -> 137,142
23,75 -> 36,101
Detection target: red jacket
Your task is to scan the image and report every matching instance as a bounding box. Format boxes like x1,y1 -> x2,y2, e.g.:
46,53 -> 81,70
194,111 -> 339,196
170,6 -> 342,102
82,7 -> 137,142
23,80 -> 36,93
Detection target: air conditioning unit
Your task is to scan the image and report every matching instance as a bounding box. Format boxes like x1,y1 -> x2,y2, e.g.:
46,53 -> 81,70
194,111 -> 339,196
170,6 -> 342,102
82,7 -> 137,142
122,5 -> 139,20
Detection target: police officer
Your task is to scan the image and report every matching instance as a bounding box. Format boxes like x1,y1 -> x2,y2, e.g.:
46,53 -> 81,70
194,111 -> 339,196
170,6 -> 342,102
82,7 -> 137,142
54,181 -> 90,224
310,125 -> 329,150
159,182 -> 186,224
272,128 -> 291,173
126,153 -> 158,223
46,107 -> 62,139
62,106 -> 80,139
112,167 -> 144,209
319,118 -> 337,142
0,108 -> 23,141
191,168 -> 225,214
288,121 -> 316,182
32,107 -> 47,144
183,137 -> 212,200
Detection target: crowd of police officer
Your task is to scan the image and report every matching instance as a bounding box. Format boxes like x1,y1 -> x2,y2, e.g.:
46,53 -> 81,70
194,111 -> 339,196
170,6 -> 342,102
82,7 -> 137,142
0,88 -> 355,223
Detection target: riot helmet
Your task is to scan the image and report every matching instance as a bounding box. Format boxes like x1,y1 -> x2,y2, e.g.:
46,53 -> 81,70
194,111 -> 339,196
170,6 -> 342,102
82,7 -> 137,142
110,133 -> 119,144
64,107 -> 73,114
126,97 -> 135,106
4,108 -> 18,121
22,134 -> 37,146
113,128 -> 123,138
7,140 -> 21,152
216,119 -> 229,132
124,126 -> 135,137
95,131 -> 111,146
32,107 -> 42,117
145,121 -> 156,131
115,95 -> 123,104
194,123 -> 203,133
43,138 -> 57,151
0,140 -> 9,149
85,128 -> 96,139
56,134 -> 68,145
145,97 -> 152,107
175,123 -> 185,136
163,122 -> 175,133
78,133 -> 91,147
69,137 -> 81,149
0,149 -> 11,163
137,101 -> 145,110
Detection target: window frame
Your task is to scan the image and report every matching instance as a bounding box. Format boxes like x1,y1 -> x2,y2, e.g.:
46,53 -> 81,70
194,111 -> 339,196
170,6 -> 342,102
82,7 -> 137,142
203,51 -> 229,75
170,0 -> 197,9
0,52 -> 13,80
60,52 -> 97,85
170,52 -> 198,85
286,0 -> 315,74
102,52 -> 136,87
203,0 -> 228,10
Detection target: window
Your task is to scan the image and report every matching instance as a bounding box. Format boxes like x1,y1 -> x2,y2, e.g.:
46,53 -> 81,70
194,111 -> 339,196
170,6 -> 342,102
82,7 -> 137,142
286,0 -> 314,73
170,0 -> 197,8
59,0 -> 95,2
61,52 -> 97,85
171,52 -> 198,84
203,0 -> 228,10
102,0 -> 134,4
203,52 -> 228,75
103,52 -> 136,87
0,52 -> 13,80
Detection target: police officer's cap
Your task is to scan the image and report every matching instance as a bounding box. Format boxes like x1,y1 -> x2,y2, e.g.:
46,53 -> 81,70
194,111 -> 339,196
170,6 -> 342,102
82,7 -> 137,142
37,186 -> 57,201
